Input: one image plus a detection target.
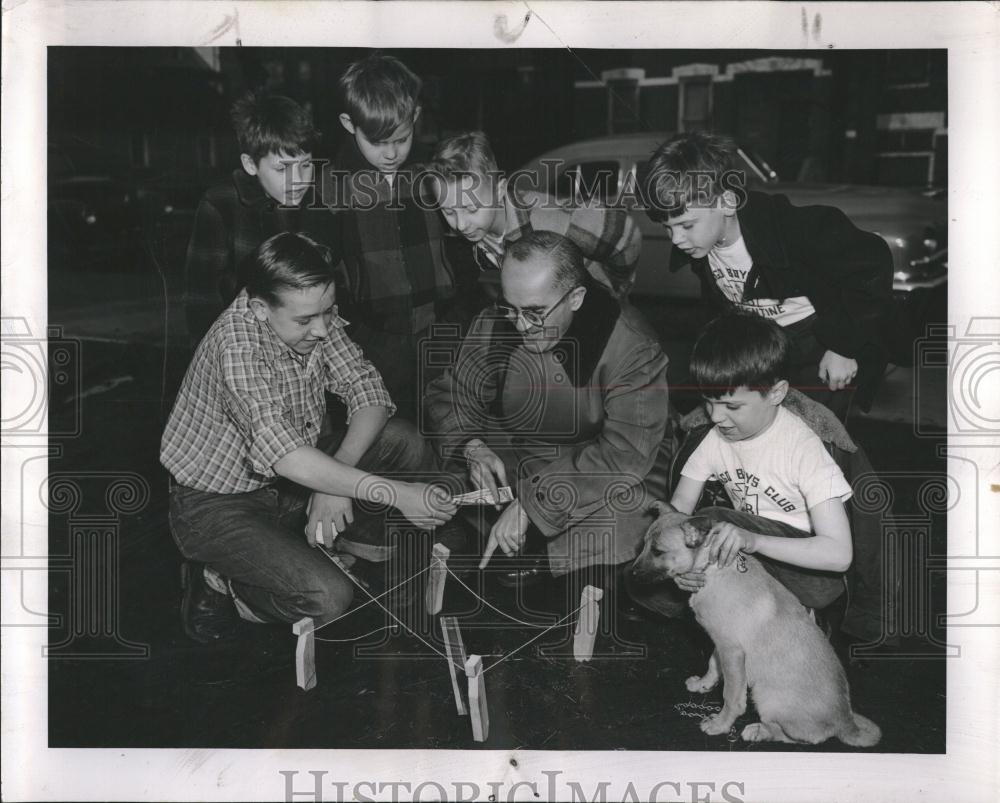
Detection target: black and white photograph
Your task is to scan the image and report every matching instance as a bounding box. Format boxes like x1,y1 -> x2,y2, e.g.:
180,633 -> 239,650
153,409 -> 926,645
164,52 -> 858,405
2,2 -> 998,802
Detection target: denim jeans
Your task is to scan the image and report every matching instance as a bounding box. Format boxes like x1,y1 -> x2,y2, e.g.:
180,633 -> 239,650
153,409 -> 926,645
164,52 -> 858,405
168,418 -> 441,623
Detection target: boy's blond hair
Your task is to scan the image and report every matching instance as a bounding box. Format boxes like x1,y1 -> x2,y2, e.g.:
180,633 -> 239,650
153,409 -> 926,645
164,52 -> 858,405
432,131 -> 500,182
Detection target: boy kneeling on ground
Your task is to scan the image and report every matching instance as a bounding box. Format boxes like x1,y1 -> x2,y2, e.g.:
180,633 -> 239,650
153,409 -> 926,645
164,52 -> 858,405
162,232 -> 456,643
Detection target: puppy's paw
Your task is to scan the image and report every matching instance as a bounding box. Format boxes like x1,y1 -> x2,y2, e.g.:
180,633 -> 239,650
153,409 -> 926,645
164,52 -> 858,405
699,713 -> 733,736
685,674 -> 718,693
740,722 -> 770,742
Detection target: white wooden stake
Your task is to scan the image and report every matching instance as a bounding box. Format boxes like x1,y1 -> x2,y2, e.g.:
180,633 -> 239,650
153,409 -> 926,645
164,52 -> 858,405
293,617 -> 317,691
465,654 -> 489,742
573,585 -> 604,662
426,543 -> 450,615
440,615 -> 468,716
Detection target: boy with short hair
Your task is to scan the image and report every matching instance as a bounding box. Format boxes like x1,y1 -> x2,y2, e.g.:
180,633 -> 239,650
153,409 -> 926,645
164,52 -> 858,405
642,131 -> 894,419
323,53 -> 454,423
667,312 -> 854,610
183,91 -> 334,346
430,131 -> 642,300
162,231 -> 456,643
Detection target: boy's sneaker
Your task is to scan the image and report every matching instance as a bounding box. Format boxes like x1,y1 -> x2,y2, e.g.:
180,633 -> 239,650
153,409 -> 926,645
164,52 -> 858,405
180,561 -> 239,644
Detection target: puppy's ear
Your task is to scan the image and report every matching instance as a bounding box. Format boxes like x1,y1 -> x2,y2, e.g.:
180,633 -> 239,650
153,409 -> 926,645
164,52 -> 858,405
681,516 -> 714,549
650,500 -> 679,517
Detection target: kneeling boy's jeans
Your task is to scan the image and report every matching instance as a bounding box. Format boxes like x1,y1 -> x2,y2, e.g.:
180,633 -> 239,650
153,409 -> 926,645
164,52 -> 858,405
167,418 -> 442,624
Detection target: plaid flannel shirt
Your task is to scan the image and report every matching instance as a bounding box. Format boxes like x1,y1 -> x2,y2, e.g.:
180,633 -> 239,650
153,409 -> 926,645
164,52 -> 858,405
322,143 -> 454,336
183,169 -> 339,345
474,187 -> 642,298
161,290 -> 394,494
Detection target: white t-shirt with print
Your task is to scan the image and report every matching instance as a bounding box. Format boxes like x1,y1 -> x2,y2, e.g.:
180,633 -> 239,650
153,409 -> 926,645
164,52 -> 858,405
707,237 -> 815,326
681,406 -> 852,532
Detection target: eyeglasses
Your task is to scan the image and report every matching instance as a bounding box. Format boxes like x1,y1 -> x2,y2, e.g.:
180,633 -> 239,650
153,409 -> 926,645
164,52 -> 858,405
495,286 -> 580,330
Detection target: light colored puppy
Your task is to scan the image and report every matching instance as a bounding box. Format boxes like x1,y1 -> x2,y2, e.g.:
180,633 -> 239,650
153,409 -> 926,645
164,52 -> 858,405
632,501 -> 881,746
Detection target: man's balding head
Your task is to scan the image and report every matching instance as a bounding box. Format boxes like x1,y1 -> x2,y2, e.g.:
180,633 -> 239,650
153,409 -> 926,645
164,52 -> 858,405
500,231 -> 589,353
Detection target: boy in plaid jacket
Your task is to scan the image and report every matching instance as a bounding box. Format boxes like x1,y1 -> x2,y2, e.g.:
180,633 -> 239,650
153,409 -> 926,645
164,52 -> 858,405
320,53 -> 455,423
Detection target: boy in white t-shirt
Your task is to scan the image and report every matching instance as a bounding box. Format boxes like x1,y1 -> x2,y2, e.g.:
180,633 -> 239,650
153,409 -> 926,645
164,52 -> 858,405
669,312 -> 854,596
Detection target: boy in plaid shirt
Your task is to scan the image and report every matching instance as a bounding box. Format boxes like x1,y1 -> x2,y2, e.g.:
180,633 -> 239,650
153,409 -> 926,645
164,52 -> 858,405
430,131 -> 642,300
162,232 -> 456,643
183,92 -> 337,346
320,53 -> 455,423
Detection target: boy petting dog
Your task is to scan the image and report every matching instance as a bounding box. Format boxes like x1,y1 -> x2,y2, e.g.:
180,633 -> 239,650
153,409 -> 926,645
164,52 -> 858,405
668,312 -> 854,612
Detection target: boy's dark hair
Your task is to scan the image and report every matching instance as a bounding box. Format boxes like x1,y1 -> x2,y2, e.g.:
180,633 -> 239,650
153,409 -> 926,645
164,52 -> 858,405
505,230 -> 589,293
339,53 -> 422,142
690,312 -> 789,398
246,232 -> 336,306
230,91 -> 320,163
641,131 -> 740,222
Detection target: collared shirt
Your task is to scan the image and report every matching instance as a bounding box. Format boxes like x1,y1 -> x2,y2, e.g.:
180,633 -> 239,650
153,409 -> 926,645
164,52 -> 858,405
161,290 -> 394,494
473,187 -> 642,297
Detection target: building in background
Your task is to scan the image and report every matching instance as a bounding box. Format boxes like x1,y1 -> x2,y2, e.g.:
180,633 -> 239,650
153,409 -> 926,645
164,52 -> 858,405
570,49 -> 946,187
48,47 -> 946,200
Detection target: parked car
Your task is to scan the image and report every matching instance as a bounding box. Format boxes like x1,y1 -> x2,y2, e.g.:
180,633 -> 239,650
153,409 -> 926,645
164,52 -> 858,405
518,133 -> 947,354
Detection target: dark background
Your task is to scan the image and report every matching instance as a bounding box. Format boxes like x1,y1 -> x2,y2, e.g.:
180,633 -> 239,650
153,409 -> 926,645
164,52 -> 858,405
49,46 -> 946,192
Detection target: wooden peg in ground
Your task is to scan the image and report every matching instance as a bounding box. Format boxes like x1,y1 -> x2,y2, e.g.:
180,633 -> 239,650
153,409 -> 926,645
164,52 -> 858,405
573,585 -> 604,662
440,615 -> 468,716
426,543 -> 450,615
293,617 -> 317,690
465,654 -> 489,742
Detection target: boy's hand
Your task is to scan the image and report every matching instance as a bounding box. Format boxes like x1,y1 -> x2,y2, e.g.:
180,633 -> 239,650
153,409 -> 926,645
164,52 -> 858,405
706,522 -> 758,568
674,571 -> 707,593
305,492 -> 354,548
395,482 -> 457,529
818,350 -> 858,392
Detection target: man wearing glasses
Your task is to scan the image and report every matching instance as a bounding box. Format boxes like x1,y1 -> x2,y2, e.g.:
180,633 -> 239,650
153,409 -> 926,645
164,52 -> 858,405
424,231 -> 675,597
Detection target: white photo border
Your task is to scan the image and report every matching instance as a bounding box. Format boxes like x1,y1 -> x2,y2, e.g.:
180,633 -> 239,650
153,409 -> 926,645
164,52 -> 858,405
2,2 -> 999,801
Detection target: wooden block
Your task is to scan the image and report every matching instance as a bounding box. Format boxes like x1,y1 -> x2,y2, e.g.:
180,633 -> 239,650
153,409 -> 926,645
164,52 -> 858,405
293,617 -> 317,691
440,616 -> 468,716
573,585 -> 604,663
426,543 -> 450,616
465,654 -> 489,742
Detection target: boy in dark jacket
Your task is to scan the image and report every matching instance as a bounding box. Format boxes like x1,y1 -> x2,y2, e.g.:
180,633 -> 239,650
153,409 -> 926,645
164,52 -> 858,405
642,132 -> 894,419
322,53 -> 454,423
183,92 -> 336,346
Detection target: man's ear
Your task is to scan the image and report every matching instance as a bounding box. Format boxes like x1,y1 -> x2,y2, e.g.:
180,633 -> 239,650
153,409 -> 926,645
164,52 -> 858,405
338,113 -> 356,135
767,379 -> 789,406
248,297 -> 270,322
240,153 -> 259,176
568,284 -> 588,312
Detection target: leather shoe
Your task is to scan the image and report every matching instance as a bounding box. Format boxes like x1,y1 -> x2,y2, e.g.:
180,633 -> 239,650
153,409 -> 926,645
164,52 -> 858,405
180,562 -> 239,644
495,562 -> 548,588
